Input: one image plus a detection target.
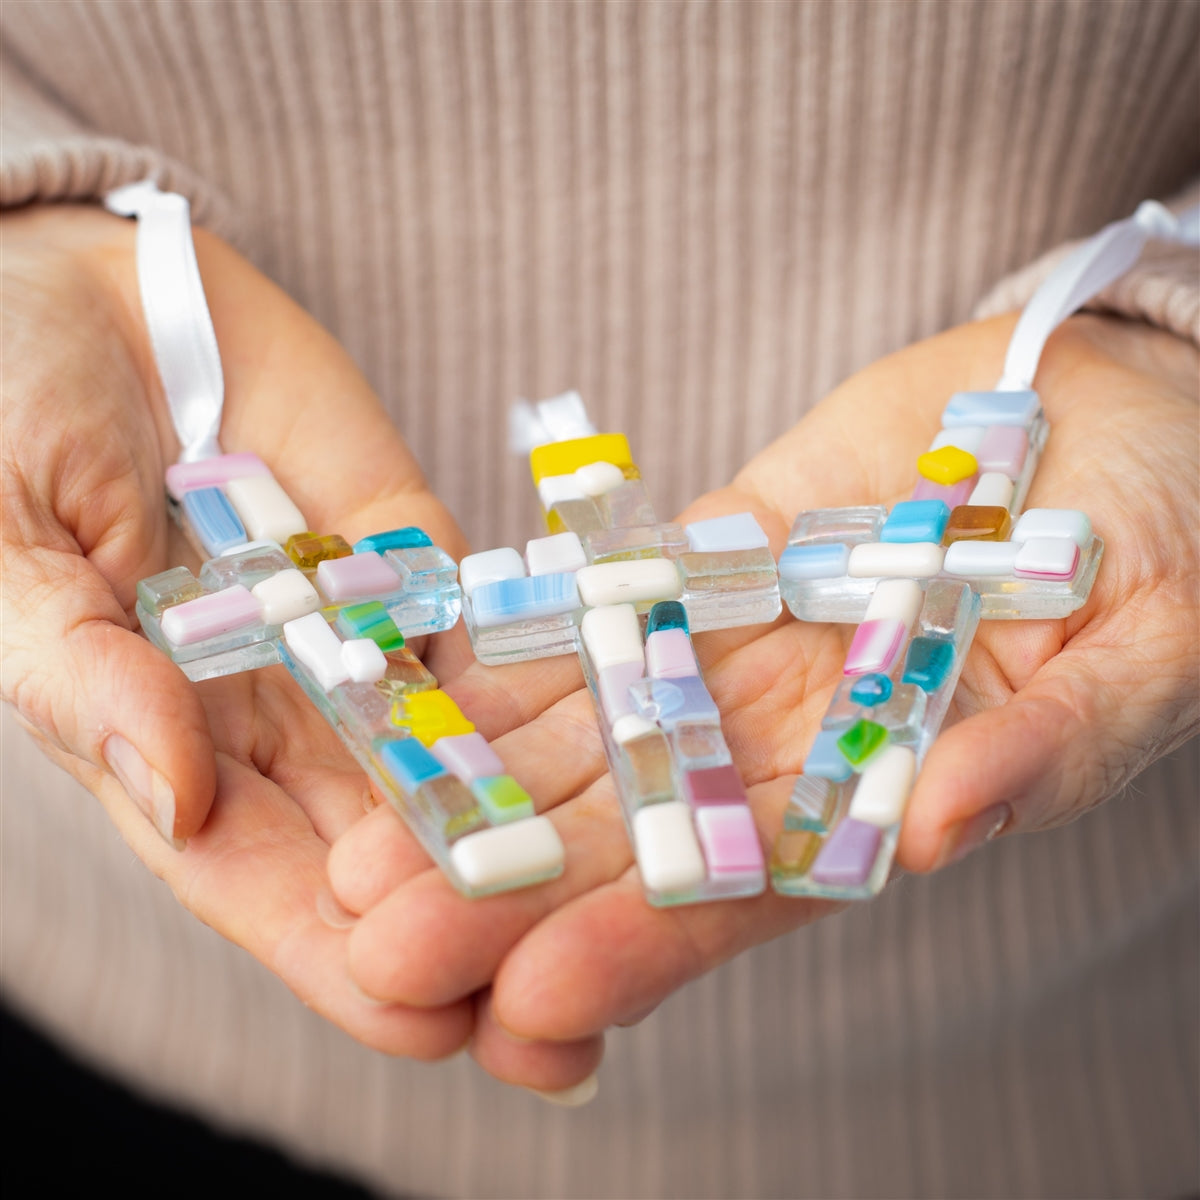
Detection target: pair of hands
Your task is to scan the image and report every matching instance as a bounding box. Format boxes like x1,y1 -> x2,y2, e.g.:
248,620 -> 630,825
3,205 -> 1196,1098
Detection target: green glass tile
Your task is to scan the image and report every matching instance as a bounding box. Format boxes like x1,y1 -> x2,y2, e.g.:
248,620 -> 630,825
337,600 -> 406,651
836,718 -> 890,769
470,775 -> 536,824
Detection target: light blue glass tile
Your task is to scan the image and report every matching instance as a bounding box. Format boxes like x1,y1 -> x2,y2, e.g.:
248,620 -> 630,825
802,730 -> 854,782
779,543 -> 850,581
376,737 -> 447,792
880,500 -> 950,544
182,487 -> 247,555
942,389 -> 1041,428
470,572 -> 580,627
685,512 -> 769,553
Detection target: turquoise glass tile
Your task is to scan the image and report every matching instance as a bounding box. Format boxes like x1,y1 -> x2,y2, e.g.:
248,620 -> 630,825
902,637 -> 956,692
354,526 -> 434,554
647,600 -> 689,635
849,674 -> 893,706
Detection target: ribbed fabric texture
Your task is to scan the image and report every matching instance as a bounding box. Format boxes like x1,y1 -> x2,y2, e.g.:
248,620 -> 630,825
2,2 -> 1198,1197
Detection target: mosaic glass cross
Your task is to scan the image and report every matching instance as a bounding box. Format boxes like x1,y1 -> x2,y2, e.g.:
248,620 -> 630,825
458,395 -> 782,905
135,452 -> 566,898
771,387 -> 1102,898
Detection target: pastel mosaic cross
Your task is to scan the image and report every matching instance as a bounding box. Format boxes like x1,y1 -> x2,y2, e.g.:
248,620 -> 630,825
459,394 -> 781,906
772,390 -> 1102,899
136,453 -> 566,898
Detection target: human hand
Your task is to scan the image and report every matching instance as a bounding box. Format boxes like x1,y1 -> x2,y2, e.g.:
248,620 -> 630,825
328,312 -> 1197,1093
0,203 -> 486,1061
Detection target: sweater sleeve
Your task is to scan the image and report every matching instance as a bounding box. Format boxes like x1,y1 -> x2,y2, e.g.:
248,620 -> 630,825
0,44 -> 239,239
973,180 -> 1200,348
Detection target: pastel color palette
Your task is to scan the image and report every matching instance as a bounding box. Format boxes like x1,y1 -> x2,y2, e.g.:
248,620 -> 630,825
224,474 -> 308,545
695,805 -> 763,881
161,585 -> 261,646
377,737 -> 447,792
340,637 -> 388,683
804,731 -> 854,782
471,775 -> 536,824
633,802 -> 707,894
847,745 -> 917,828
810,818 -> 882,887
449,819 -> 565,891
598,661 -> 646,724
968,473 -> 1016,509
580,604 -> 644,670
843,618 -> 906,676
847,543 -> 945,579
911,477 -> 976,508
317,551 -> 402,602
1013,537 -> 1079,580
283,610 -> 349,690
942,389 -> 1040,428
165,451 -> 270,500
943,541 -> 1019,576
250,568 -> 321,625
850,674 -> 892,706
458,547 -> 526,598
1012,508 -> 1092,547
645,628 -> 698,678
685,513 -> 770,553
526,531 -> 587,576
470,573 -> 580,627
976,425 -> 1029,477
575,558 -> 681,608
778,543 -> 851,581
430,732 -> 505,782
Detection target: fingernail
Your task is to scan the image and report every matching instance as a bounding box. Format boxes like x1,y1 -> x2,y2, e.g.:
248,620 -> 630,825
103,734 -> 182,848
529,1073 -> 599,1108
615,1003 -> 659,1029
315,884 -> 359,929
936,802 -> 1012,869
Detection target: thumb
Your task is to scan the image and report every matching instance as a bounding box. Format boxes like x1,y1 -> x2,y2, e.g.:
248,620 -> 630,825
3,539 -> 217,846
897,675 -> 1100,873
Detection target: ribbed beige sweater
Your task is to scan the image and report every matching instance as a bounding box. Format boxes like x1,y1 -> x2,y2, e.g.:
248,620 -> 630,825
2,2 -> 1197,1196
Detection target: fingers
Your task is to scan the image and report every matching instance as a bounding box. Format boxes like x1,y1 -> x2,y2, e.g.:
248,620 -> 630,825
469,989 -> 605,1095
3,542 -> 216,844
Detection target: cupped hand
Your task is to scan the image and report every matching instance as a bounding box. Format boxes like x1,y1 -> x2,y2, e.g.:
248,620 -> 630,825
328,311 -> 1197,1094
1,203 -> 487,1062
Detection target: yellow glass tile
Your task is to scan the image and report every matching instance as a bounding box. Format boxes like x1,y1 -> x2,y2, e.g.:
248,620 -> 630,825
916,445 -> 978,486
390,688 -> 475,745
285,531 -> 354,569
529,434 -> 635,484
770,829 -> 822,877
942,505 -> 1013,544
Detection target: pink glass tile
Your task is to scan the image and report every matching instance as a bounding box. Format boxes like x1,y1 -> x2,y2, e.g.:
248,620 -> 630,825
160,584 -> 262,646
911,476 -> 976,507
317,551 -> 402,601
598,661 -> 647,724
166,452 -> 271,500
645,628 -> 699,679
430,732 -> 506,783
682,764 -> 748,806
976,425 -> 1028,478
695,804 -> 764,878
843,618 -> 906,676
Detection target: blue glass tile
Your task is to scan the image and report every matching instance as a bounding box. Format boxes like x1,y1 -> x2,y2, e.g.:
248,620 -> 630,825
901,637 -> 956,692
684,512 -> 769,553
647,600 -> 689,635
354,526 -> 434,554
849,673 -> 893,706
471,572 -> 580,626
778,543 -> 850,581
942,389 -> 1041,428
182,487 -> 247,555
376,737 -> 447,792
880,500 -> 950,544
803,730 -> 854,782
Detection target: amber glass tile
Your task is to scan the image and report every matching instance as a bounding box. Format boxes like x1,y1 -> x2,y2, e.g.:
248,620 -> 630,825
285,531 -> 354,569
770,829 -> 823,877
942,505 -> 1012,544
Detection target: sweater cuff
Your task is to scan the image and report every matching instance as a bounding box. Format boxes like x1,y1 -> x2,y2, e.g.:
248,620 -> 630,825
974,181 -> 1200,348
1,48 -> 240,241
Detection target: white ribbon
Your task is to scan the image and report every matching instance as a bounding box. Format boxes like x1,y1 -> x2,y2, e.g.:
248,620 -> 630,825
998,200 -> 1200,392
104,180 -> 225,462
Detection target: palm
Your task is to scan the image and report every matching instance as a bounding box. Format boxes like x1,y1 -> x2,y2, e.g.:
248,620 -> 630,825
331,312 -> 1198,1080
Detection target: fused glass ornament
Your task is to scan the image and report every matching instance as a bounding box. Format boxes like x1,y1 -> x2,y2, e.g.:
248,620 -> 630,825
137,453 -> 564,898
460,394 -> 781,905
774,385 -> 1102,901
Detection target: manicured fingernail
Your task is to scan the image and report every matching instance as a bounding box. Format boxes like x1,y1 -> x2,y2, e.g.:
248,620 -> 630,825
529,1073 -> 599,1107
103,734 -> 181,848
316,884 -> 359,929
615,1004 -> 659,1028
936,803 -> 1012,869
